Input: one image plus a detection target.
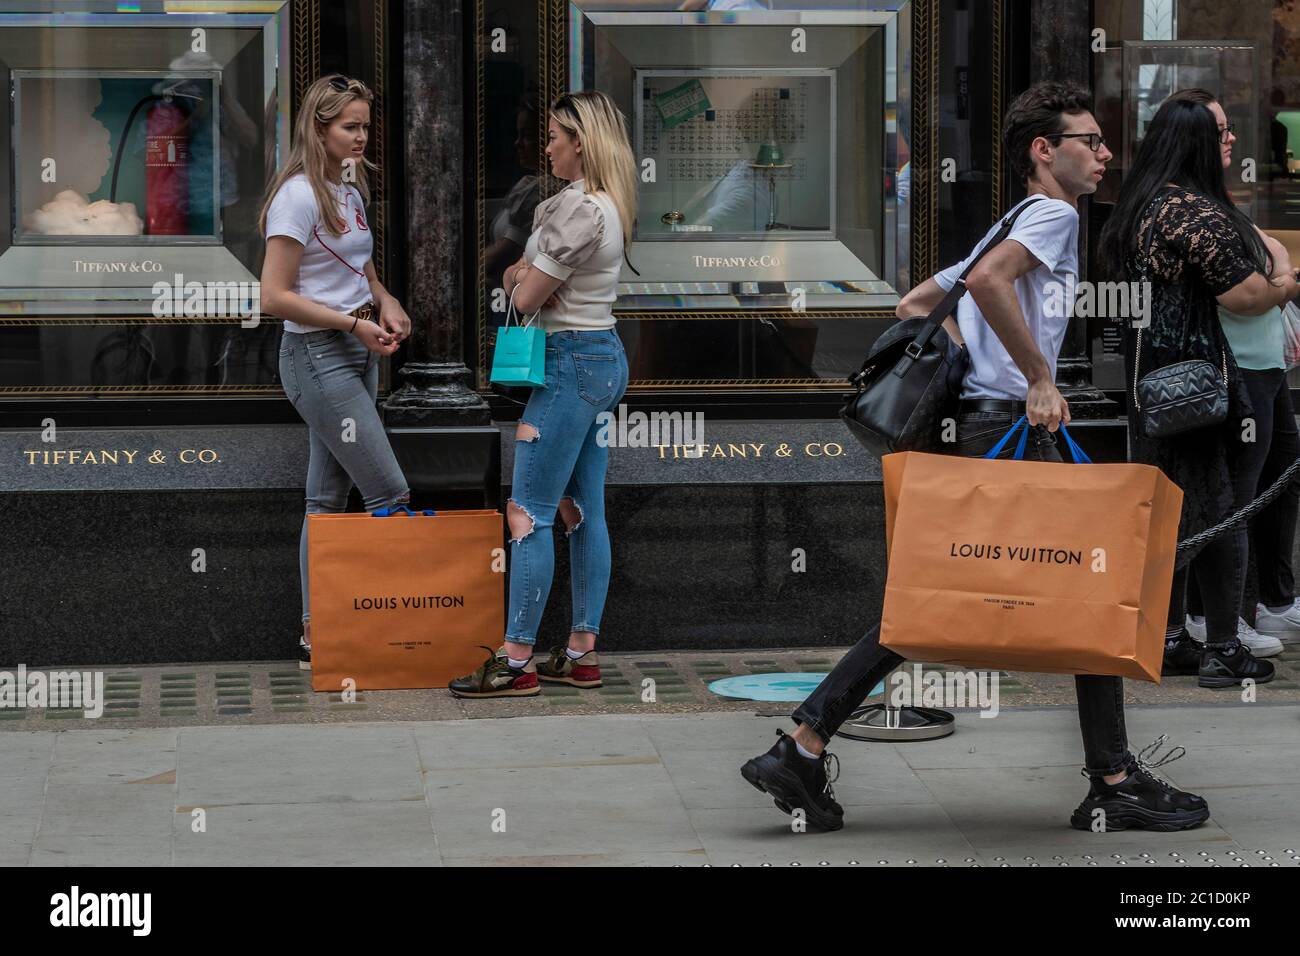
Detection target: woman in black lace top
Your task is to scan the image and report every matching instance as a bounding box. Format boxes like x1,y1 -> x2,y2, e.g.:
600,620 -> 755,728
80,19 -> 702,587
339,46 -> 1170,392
1100,90 -> 1299,688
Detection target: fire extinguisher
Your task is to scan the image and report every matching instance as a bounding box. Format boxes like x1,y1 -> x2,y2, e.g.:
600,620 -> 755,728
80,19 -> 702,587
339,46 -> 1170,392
111,94 -> 192,235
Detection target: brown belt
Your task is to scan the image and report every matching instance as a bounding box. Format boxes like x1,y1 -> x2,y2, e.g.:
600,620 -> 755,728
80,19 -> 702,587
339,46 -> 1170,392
349,302 -> 377,323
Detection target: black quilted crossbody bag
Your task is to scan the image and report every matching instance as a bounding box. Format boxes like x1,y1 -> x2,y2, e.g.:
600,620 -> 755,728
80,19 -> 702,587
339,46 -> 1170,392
1132,193 -> 1229,439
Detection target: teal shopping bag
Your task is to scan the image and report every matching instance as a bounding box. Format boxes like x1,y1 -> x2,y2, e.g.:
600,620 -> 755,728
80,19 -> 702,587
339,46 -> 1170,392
489,291 -> 546,387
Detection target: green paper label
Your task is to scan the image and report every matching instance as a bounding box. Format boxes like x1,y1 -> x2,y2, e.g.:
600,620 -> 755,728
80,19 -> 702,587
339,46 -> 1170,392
654,79 -> 712,130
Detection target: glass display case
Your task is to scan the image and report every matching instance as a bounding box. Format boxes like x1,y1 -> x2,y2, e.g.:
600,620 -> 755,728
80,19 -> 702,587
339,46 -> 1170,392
0,3 -> 289,317
476,1 -> 942,395
575,3 -> 907,312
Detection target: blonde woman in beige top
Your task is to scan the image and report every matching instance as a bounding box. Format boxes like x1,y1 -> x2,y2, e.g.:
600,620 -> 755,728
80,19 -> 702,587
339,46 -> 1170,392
451,91 -> 637,698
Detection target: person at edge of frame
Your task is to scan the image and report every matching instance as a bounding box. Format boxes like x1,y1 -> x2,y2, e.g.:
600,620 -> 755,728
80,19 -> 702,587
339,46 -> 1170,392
738,81 -> 1211,835
1100,89 -> 1297,690
1157,90 -> 1300,667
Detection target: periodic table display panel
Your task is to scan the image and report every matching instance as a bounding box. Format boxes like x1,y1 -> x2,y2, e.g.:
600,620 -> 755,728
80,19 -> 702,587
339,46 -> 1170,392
634,70 -> 834,240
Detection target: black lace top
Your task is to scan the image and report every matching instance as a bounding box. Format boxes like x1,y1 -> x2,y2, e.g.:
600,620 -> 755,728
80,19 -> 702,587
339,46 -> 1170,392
1122,186 -> 1261,541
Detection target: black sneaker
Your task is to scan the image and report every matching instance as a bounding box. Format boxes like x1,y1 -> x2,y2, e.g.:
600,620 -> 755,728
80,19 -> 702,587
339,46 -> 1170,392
740,729 -> 844,831
1069,735 -> 1209,832
1198,640 -> 1275,689
1161,629 -> 1200,677
298,635 -> 311,671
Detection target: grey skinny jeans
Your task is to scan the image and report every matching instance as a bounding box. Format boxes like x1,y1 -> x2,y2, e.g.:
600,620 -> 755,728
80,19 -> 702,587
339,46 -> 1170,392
278,327 -> 410,623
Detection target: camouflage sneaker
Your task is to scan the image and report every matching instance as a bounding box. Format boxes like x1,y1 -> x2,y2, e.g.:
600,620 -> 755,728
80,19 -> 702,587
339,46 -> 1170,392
536,645 -> 602,688
448,646 -> 540,698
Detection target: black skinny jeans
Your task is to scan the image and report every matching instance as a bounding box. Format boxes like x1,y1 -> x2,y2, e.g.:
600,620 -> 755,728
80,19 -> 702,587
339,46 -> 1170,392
792,411 -> 1134,778
1184,368 -> 1299,633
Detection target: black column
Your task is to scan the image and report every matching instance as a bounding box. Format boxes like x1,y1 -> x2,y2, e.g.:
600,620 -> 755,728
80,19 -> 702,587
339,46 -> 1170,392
1029,0 -> 1117,419
384,0 -> 491,427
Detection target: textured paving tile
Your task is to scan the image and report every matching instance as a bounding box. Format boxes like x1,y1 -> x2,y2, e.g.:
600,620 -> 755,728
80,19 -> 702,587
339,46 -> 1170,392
4,651 -> 1299,731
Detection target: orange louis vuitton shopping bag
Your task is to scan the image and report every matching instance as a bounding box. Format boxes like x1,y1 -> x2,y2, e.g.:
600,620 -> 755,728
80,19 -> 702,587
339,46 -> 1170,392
307,507 -> 503,691
880,418 -> 1183,682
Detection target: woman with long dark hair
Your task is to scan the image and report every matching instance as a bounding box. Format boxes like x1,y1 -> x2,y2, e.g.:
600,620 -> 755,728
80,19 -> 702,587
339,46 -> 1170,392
1099,89 -> 1298,688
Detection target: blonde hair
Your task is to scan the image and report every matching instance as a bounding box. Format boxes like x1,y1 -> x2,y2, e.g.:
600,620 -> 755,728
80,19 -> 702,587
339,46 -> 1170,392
550,91 -> 638,245
259,75 -> 377,239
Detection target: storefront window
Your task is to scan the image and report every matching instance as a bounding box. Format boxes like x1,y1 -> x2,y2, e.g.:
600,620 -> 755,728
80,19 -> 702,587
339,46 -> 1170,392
1092,0 -> 1300,388
0,0 -> 290,397
476,0 -> 924,394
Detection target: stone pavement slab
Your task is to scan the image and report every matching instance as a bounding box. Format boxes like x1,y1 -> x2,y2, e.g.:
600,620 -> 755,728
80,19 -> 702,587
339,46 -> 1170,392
1,707 -> 1298,867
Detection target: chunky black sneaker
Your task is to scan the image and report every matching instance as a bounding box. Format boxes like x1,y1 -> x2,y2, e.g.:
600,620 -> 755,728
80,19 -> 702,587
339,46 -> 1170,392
1198,641 -> 1275,689
448,645 -> 540,698
1161,629 -> 1200,677
1069,735 -> 1209,832
740,729 -> 844,831
536,645 -> 602,687
298,635 -> 311,671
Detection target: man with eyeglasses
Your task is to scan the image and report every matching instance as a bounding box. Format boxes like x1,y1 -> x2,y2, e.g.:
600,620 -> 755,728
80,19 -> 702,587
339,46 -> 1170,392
740,81 -> 1211,836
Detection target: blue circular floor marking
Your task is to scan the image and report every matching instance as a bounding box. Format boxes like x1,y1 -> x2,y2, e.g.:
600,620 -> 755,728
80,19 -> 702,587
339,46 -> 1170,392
707,673 -> 886,703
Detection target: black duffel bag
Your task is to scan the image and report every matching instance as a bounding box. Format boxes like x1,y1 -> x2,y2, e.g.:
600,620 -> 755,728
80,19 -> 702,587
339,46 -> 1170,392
840,197 -> 1045,458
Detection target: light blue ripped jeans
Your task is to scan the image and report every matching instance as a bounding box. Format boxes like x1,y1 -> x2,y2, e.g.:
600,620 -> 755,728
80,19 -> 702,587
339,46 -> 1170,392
278,327 -> 411,624
507,329 -> 629,645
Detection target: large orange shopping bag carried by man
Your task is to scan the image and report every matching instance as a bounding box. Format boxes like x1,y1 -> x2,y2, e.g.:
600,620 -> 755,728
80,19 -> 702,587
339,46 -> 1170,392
307,507 -> 503,691
880,417 -> 1183,682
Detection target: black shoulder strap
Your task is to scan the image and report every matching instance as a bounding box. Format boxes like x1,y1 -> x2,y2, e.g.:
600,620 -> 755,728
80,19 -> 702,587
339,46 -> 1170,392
1140,188 -> 1175,273
1133,187 -> 1177,381
888,195 -> 1049,379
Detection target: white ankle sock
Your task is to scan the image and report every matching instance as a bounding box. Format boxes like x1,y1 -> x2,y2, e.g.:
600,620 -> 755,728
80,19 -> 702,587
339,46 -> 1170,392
565,647 -> 586,660
1189,615 -> 1205,624
1165,625 -> 1183,641
794,740 -> 821,760
507,656 -> 531,669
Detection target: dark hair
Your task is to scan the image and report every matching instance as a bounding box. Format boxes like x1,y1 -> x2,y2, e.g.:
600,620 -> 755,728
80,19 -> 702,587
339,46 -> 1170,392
1003,81 -> 1093,185
1098,88 -> 1268,281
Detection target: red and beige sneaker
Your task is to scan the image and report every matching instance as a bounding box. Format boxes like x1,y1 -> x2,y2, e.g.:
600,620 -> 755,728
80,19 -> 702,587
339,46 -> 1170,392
448,646 -> 540,698
536,645 -> 602,688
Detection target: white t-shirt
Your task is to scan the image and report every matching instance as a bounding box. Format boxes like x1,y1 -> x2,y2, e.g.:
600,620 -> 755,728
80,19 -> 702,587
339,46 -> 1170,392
933,196 -> 1079,400
265,173 -> 373,334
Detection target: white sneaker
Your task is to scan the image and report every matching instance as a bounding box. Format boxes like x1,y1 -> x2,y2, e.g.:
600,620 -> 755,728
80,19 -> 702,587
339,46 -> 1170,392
1184,615 -> 1283,657
1255,600 -> 1300,644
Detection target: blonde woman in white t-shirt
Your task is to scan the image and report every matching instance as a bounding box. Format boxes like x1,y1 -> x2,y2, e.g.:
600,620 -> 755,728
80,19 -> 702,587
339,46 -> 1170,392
451,91 -> 635,698
259,75 -> 413,670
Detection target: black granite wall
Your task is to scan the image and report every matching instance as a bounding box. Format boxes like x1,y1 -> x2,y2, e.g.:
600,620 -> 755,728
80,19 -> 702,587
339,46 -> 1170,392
1,482 -> 884,668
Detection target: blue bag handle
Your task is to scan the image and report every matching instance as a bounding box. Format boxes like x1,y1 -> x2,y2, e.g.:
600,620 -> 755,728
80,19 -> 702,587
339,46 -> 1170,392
1056,424 -> 1093,464
373,505 -> 438,517
982,414 -> 1092,464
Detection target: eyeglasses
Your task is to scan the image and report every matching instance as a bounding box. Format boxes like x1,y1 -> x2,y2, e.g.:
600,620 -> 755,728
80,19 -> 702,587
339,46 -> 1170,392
327,75 -> 351,92
1048,132 -> 1107,152
1219,124 -> 1236,144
